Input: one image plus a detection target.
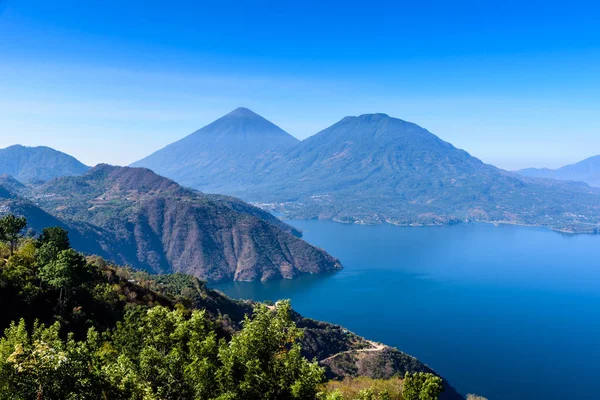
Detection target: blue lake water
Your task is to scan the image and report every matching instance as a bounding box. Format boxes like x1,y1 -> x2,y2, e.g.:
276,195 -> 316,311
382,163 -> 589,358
212,221 -> 600,400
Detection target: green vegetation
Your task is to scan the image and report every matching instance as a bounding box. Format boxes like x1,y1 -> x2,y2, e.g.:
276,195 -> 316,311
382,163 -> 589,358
0,215 -> 449,400
0,214 -> 27,255
321,377 -> 403,399
401,373 -> 444,400
317,374 -> 446,400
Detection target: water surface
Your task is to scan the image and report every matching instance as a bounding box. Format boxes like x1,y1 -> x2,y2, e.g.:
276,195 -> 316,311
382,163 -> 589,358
213,221 -> 600,400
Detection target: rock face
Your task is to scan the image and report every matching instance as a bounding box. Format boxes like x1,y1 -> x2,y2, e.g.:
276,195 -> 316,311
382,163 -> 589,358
1,165 -> 342,282
0,145 -> 89,183
132,107 -> 299,192
134,110 -> 600,233
517,155 -> 600,188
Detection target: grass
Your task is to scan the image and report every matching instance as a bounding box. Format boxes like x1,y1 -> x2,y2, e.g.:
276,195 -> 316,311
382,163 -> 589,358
321,376 -> 403,399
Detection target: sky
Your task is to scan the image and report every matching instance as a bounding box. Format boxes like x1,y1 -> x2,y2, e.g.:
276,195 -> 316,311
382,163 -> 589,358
0,0 -> 599,169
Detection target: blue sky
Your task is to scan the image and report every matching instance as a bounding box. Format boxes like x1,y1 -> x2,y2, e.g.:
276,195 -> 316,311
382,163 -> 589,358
0,0 -> 599,169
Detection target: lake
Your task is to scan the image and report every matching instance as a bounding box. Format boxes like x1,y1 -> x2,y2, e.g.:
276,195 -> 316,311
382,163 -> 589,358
212,221 -> 600,400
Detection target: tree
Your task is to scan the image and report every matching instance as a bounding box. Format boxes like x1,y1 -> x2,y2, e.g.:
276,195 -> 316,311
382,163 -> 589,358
402,372 -> 444,400
36,227 -> 71,267
0,215 -> 27,256
105,305 -> 220,399
2,248 -> 41,306
104,301 -> 325,400
216,300 -> 325,400
0,319 -> 105,400
38,227 -> 70,252
39,249 -> 93,303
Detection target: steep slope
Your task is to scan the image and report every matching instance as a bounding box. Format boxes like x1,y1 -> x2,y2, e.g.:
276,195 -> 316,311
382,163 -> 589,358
0,236 -> 462,400
132,107 -> 299,192
205,193 -> 302,237
237,113 -> 600,233
0,145 -> 89,183
517,155 -> 600,187
25,165 -> 341,282
136,273 -> 463,400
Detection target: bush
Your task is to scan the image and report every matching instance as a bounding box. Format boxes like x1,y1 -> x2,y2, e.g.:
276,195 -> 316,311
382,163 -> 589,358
402,372 -> 444,400
321,377 -> 401,399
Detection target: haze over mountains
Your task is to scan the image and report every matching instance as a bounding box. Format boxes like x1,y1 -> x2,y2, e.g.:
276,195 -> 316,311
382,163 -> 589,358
0,165 -> 341,282
132,107 -> 299,192
517,155 -> 600,188
133,108 -> 600,234
0,145 -> 89,183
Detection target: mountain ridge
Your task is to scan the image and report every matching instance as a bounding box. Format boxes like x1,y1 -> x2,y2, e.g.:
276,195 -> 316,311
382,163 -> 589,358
0,144 -> 90,183
1,165 -> 342,282
517,155 -> 600,187
133,109 -> 600,234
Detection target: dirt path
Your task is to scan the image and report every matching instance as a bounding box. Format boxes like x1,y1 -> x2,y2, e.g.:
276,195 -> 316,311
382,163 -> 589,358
319,341 -> 386,363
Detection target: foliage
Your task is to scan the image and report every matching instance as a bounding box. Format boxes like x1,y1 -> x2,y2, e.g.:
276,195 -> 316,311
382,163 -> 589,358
0,214 -> 27,255
402,372 -> 444,400
216,301 -> 324,399
39,249 -> 94,302
0,320 -> 104,400
0,215 -> 329,399
38,227 -> 70,252
0,303 -> 325,400
0,215 -> 448,400
321,377 -> 402,399
319,374 -> 447,400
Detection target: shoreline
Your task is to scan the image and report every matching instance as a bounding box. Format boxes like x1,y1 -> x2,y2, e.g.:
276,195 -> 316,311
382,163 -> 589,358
275,213 -> 600,235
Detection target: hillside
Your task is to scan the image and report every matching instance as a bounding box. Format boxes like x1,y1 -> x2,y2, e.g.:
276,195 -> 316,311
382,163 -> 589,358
142,111 -> 600,233
242,114 -> 600,233
0,145 -> 89,183
0,221 -> 463,399
132,107 -> 299,192
517,155 -> 600,188
1,165 -> 341,282
267,113 -> 600,232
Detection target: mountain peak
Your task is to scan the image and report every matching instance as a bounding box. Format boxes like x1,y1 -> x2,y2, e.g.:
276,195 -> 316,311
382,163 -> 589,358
227,107 -> 261,118
84,164 -> 183,194
132,108 -> 299,191
357,112 -> 390,119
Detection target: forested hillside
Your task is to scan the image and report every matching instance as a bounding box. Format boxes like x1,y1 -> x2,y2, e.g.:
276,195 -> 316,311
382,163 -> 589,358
0,215 -> 465,400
